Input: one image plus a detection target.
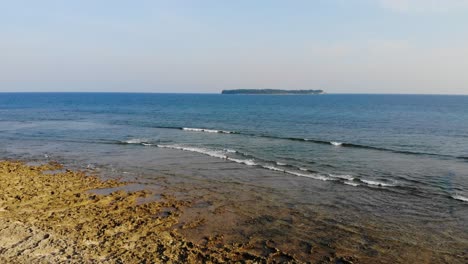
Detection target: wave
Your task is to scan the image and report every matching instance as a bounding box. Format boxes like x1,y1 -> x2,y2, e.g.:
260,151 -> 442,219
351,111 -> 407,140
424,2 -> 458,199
227,158 -> 257,166
280,135 -> 459,159
157,144 -> 257,166
113,140 -> 468,201
262,165 -> 286,172
151,126 -> 459,160
120,138 -> 150,145
260,165 -> 356,183
344,181 -> 359,187
112,136 -> 457,195
359,179 -> 395,187
156,144 -> 228,159
156,144 -> 342,182
451,194 -> 468,202
182,127 -> 236,134
224,149 -> 237,153
261,165 -> 372,187
328,174 -> 354,180
281,137 -> 453,158
284,170 -> 332,181
134,143 -> 403,190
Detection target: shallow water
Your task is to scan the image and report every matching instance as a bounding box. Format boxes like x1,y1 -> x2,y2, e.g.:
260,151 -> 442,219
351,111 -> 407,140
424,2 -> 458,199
1,93 -> 467,262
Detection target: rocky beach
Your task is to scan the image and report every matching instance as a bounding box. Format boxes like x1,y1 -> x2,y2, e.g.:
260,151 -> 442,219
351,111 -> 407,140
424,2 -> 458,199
0,158 -> 466,263
0,160 -> 305,263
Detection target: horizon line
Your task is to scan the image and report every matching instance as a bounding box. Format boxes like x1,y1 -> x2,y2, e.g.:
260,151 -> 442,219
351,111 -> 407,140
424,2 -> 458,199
0,91 -> 467,96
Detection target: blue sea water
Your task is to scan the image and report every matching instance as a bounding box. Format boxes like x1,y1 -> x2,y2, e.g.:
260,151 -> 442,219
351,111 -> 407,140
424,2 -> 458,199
1,93 -> 467,260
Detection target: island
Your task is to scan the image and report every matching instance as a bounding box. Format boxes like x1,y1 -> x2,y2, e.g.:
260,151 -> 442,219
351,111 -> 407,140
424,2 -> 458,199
221,89 -> 324,95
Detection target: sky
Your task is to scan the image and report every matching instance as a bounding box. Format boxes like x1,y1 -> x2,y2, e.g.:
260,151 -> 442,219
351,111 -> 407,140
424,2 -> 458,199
1,0 -> 468,94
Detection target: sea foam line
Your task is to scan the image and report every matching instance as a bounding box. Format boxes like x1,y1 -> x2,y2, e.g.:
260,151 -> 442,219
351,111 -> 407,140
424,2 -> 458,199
156,144 -> 257,166
157,144 -> 331,180
156,144 -> 228,159
155,144 -> 399,189
360,179 -> 395,187
344,181 -> 359,187
284,170 -> 332,181
121,138 -> 149,145
262,165 -> 285,172
227,158 -> 257,166
169,126 -> 458,159
182,127 -> 234,134
452,194 -> 468,202
328,174 -> 354,180
262,164 -> 332,181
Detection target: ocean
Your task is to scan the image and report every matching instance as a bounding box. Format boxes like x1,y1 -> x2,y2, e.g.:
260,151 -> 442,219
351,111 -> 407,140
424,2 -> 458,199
1,93 -> 467,261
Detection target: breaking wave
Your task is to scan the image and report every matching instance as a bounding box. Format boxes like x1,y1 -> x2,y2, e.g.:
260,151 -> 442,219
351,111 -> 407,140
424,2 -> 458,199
156,144 -> 228,159
120,138 -> 150,145
227,158 -> 257,166
104,136 -> 415,190
451,194 -> 468,202
118,142 -> 404,190
117,136 -> 407,188
344,181 -> 359,187
150,126 -> 460,160
182,127 -> 236,134
359,179 -> 396,187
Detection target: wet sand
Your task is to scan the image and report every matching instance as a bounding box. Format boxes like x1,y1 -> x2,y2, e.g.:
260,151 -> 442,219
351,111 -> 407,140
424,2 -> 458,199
0,160 -> 303,263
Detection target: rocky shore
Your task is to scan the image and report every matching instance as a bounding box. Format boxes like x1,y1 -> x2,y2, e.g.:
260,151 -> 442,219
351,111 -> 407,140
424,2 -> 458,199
0,160 -> 301,263
3,160 -> 462,263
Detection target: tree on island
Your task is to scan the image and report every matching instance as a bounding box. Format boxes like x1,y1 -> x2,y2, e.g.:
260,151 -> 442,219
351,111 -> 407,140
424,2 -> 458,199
221,89 -> 324,95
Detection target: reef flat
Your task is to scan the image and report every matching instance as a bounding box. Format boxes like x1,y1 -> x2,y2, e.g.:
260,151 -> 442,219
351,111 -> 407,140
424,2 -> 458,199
0,160 -> 299,263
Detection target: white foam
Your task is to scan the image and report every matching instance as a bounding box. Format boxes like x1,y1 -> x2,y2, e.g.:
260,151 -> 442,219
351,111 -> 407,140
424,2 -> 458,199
264,167 -> 354,184
262,165 -> 285,172
276,162 -> 286,166
224,149 -> 237,153
227,158 -> 257,166
157,144 -> 259,166
329,174 -> 354,180
299,167 -> 308,171
344,181 -> 359,187
141,143 -> 154,146
330,141 -> 343,146
284,170 -> 331,181
182,127 -> 232,134
156,144 -> 363,186
123,138 -> 147,144
361,179 -> 394,187
157,144 -> 228,159
452,194 -> 468,202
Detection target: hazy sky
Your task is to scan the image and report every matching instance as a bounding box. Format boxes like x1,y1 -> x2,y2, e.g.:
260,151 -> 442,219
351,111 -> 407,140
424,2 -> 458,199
1,0 -> 468,94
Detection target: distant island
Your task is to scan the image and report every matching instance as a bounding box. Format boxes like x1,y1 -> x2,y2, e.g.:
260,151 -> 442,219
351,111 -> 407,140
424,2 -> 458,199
221,89 -> 324,95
